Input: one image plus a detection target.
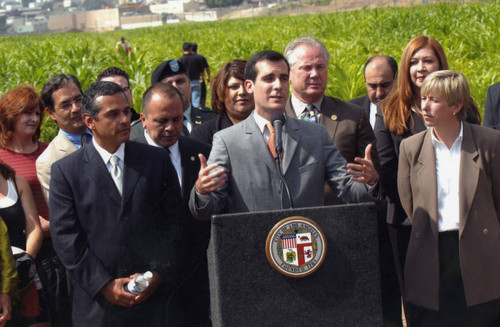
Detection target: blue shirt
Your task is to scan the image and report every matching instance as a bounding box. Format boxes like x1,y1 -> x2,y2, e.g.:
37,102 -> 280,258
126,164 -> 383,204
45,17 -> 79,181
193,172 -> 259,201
61,129 -> 93,149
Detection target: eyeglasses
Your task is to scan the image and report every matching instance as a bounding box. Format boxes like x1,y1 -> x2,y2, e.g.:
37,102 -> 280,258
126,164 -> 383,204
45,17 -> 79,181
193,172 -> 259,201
57,96 -> 83,111
122,86 -> 130,92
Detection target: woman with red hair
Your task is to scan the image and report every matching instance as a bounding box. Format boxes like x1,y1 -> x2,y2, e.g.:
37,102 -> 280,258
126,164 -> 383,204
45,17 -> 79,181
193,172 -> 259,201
0,85 -> 48,230
0,84 -> 50,326
373,36 -> 448,322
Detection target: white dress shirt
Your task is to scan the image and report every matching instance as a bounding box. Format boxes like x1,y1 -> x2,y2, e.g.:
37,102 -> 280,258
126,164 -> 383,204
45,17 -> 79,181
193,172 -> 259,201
253,111 -> 286,151
432,123 -> 463,232
144,130 -> 183,189
184,106 -> 193,133
93,140 -> 125,194
369,102 -> 377,129
291,94 -> 323,120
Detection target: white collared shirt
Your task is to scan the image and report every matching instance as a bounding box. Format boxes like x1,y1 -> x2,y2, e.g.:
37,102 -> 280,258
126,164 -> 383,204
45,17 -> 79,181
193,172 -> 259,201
184,106 -> 193,133
253,111 -> 286,148
144,130 -> 183,189
93,139 -> 125,189
291,94 -> 323,120
369,102 -> 377,129
432,123 -> 463,232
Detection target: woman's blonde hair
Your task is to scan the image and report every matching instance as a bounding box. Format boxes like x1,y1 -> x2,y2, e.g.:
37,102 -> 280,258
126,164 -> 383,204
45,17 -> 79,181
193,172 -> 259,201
421,70 -> 481,124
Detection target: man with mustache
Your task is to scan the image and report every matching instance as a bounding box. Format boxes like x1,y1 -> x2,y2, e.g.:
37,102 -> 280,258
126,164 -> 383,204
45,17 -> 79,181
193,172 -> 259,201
49,81 -> 183,326
349,55 -> 398,129
130,82 -> 212,326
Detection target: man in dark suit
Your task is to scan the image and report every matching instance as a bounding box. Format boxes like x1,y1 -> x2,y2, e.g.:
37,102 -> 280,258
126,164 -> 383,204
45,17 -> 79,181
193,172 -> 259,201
134,59 -> 215,137
283,37 -> 380,206
483,82 -> 500,129
349,56 -> 398,129
190,50 -> 379,221
49,81 -> 184,327
130,83 -> 212,326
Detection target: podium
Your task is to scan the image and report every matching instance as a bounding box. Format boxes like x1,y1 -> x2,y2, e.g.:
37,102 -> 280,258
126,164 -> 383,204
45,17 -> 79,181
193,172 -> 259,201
207,203 -> 383,327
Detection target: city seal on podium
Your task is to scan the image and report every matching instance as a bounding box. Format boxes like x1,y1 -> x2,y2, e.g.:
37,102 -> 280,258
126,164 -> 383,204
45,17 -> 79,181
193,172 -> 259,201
265,216 -> 327,278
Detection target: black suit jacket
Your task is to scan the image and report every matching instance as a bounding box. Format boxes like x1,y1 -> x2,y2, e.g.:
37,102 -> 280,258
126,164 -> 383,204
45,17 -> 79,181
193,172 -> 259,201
130,126 -> 212,325
483,82 -> 500,129
189,114 -> 233,146
374,109 -> 426,225
49,141 -> 183,327
349,94 -> 371,118
188,106 -> 216,135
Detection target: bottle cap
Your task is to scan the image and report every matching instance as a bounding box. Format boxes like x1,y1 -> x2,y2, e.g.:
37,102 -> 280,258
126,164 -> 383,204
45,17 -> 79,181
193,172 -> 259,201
143,271 -> 153,281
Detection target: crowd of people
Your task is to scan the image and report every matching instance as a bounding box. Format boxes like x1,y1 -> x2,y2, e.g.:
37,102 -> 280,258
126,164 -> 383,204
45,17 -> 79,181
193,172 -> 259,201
0,35 -> 499,327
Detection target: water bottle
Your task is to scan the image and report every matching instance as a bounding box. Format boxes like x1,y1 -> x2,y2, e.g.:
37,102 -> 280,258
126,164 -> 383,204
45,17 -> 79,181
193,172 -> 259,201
125,271 -> 153,295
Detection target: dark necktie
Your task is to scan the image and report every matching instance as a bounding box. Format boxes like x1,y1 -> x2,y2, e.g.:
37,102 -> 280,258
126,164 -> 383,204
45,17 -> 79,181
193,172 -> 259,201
182,116 -> 190,135
81,134 -> 88,147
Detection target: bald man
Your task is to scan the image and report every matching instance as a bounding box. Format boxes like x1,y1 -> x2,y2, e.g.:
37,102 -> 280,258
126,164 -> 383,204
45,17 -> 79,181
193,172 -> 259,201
349,56 -> 398,128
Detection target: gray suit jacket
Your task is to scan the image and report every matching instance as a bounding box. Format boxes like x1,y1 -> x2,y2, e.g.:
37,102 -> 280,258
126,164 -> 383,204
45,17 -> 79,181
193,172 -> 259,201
189,112 -> 377,221
36,129 -> 78,202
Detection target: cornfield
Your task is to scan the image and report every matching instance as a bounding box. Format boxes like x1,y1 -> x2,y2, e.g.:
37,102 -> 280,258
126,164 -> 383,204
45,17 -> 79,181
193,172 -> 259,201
0,0 -> 498,142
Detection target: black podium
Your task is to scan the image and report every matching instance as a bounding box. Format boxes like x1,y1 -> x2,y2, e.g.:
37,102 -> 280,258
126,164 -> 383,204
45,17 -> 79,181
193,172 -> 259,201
207,203 -> 383,327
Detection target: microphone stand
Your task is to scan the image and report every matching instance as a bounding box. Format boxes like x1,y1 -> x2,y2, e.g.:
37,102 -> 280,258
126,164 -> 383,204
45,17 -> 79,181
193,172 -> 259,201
274,142 -> 293,210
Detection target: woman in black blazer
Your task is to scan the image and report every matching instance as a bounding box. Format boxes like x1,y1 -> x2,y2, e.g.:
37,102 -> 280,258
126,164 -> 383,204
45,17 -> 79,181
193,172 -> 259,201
373,36 -> 449,321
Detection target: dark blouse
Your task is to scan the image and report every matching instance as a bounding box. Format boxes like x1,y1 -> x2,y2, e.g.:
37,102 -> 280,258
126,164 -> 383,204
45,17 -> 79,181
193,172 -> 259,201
0,179 -> 26,249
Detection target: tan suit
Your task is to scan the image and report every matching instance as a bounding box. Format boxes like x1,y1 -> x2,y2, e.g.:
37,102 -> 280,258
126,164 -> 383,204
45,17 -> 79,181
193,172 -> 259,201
286,96 -> 379,205
398,122 -> 500,310
36,129 -> 78,202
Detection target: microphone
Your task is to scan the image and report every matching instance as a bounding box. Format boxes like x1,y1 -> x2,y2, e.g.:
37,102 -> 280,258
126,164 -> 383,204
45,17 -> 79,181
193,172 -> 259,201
271,111 -> 285,157
269,111 -> 293,209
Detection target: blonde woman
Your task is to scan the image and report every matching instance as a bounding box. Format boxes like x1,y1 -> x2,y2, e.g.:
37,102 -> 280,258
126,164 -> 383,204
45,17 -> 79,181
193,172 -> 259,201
398,71 -> 498,326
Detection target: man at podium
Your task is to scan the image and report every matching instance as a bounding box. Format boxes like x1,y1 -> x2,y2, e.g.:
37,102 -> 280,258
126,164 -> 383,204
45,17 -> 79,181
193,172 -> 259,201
189,50 -> 379,221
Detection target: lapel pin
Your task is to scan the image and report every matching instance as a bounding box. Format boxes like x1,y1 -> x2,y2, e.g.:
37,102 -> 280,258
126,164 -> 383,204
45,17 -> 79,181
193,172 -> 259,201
331,114 -> 338,121
190,156 -> 196,161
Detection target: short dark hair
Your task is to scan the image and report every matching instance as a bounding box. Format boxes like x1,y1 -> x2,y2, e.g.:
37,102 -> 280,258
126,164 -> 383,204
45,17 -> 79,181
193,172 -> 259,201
97,67 -> 130,86
142,82 -> 184,116
191,43 -> 198,53
41,74 -> 82,112
244,50 -> 289,83
82,81 -> 125,120
364,56 -> 398,79
182,42 -> 193,52
211,59 -> 246,115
